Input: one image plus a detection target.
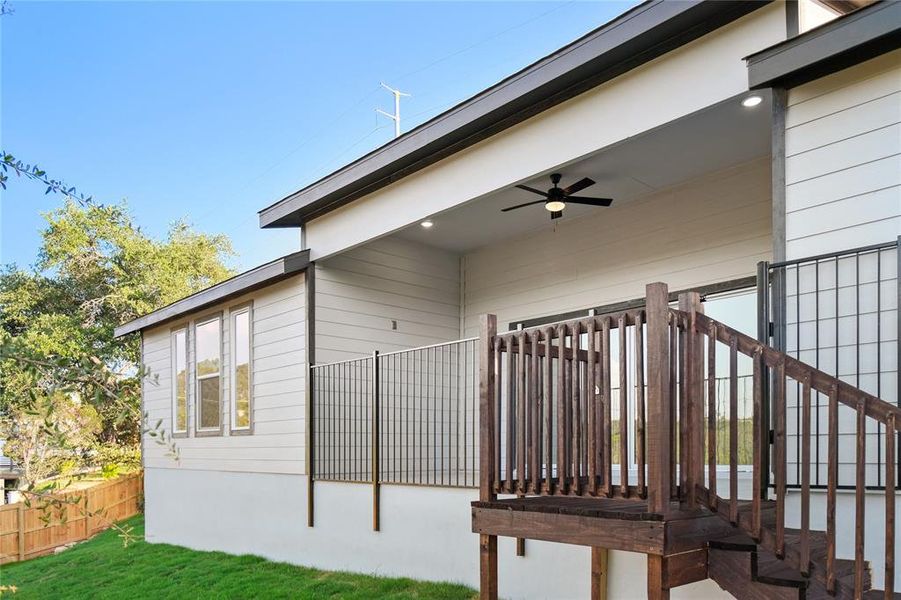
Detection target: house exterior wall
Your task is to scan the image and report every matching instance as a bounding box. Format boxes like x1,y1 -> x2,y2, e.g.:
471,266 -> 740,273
142,274 -> 306,475
784,49 -> 901,259
462,157 -> 772,335
144,469 -> 731,599
303,3 -> 785,261
315,237 -> 461,364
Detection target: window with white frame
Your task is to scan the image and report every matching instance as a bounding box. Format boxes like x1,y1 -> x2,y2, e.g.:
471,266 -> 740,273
231,306 -> 252,431
171,328 -> 188,434
195,316 -> 222,431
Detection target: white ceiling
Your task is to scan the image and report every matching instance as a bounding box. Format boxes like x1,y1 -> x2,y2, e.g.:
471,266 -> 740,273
395,91 -> 772,254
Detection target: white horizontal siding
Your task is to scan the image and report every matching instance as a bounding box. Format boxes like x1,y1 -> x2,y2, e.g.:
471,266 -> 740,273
315,237 -> 461,364
142,273 -> 306,475
785,49 -> 901,259
462,157 -> 772,335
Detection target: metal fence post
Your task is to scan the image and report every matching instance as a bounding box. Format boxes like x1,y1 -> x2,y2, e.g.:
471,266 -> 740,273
372,350 -> 380,532
756,261 -> 771,500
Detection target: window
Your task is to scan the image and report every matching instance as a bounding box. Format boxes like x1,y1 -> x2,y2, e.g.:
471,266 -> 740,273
231,306 -> 252,431
172,328 -> 188,434
195,316 -> 222,432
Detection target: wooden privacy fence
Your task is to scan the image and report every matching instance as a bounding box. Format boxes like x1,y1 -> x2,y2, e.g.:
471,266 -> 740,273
0,473 -> 142,565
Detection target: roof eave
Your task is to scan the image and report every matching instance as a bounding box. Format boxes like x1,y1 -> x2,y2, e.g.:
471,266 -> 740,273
258,0 -> 770,229
746,1 -> 901,90
113,250 -> 310,338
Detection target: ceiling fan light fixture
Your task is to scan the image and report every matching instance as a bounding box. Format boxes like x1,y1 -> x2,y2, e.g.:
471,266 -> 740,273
545,200 -> 566,212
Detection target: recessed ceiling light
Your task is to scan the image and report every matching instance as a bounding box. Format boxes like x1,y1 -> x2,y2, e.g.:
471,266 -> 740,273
420,220 -> 434,229
742,95 -> 762,108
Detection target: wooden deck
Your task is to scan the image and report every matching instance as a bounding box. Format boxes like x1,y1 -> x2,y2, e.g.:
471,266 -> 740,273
471,496 -> 736,554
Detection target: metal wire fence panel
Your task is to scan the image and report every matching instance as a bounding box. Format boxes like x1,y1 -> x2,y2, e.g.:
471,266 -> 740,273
766,240 -> 899,489
312,357 -> 373,483
312,339 -> 479,488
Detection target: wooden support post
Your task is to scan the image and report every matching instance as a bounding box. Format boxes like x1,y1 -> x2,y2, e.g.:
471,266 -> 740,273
17,501 -> 26,561
590,547 -> 608,600
646,283 -> 672,516
372,350 -> 380,532
678,292 -> 704,508
479,314 -> 498,600
647,555 -> 670,600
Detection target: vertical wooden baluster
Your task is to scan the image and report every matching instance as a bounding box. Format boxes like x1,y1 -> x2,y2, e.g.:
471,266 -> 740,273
707,323 -> 717,508
730,337 -> 739,524
588,319 -> 598,495
544,327 -> 554,495
774,358 -> 786,556
619,314 -> 629,497
827,383 -> 838,594
886,413 -> 896,599
800,377 -> 811,576
572,322 -> 582,496
602,317 -> 612,497
494,337 -> 503,495
531,331 -> 541,495
752,348 -> 763,539
855,397 -> 866,598
635,312 -> 646,498
558,324 -> 567,495
517,332 -> 526,495
506,335 -> 515,493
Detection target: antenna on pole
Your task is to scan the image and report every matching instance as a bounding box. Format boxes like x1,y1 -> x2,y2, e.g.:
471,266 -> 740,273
376,83 -> 410,138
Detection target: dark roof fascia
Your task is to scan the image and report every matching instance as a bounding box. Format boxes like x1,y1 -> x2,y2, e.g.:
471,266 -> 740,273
746,1 -> 901,90
113,250 -> 310,338
258,0 -> 769,229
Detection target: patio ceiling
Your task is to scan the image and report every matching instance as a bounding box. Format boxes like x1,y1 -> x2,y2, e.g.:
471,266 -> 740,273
395,91 -> 772,254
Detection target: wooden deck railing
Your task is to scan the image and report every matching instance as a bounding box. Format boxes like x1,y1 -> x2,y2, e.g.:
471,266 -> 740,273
676,302 -> 901,597
479,281 -> 900,597
485,309 -> 649,498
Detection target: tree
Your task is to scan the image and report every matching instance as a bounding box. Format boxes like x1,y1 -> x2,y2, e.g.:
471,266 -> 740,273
0,200 -> 235,471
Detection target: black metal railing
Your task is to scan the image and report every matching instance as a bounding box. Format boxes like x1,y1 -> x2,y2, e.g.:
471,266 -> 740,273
311,338 -> 480,488
760,238 -> 900,489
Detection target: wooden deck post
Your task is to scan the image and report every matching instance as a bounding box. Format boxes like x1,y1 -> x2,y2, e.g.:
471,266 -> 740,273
647,555 -> 670,600
479,314 -> 498,600
590,547 -> 608,600
678,292 -> 704,507
646,283 -> 672,516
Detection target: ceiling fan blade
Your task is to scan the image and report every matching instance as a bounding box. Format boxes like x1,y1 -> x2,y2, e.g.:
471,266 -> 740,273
502,199 -> 546,212
515,184 -> 549,197
562,177 -> 595,195
566,196 -> 613,207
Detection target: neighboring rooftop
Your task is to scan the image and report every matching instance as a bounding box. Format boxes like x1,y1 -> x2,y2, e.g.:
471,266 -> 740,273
114,250 -> 310,337
257,0 -> 767,229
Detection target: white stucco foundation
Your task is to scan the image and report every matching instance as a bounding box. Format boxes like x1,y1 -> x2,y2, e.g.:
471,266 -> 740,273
145,468 -> 733,599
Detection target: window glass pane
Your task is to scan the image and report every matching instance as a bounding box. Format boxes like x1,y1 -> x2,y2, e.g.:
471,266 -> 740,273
234,311 -> 251,429
196,319 -> 220,377
174,330 -> 187,431
200,377 -> 220,429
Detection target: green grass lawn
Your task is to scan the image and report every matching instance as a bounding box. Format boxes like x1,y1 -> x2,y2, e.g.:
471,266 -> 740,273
1,515 -> 475,599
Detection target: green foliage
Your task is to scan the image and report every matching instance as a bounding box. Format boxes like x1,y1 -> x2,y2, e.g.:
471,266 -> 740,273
0,199 -> 235,478
0,151 -> 90,205
3,515 -> 477,599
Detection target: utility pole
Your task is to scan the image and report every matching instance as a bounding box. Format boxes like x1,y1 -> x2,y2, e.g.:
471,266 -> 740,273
376,83 -> 410,138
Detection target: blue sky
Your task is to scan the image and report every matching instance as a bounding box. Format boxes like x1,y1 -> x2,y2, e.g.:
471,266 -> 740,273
1,1 -> 635,272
